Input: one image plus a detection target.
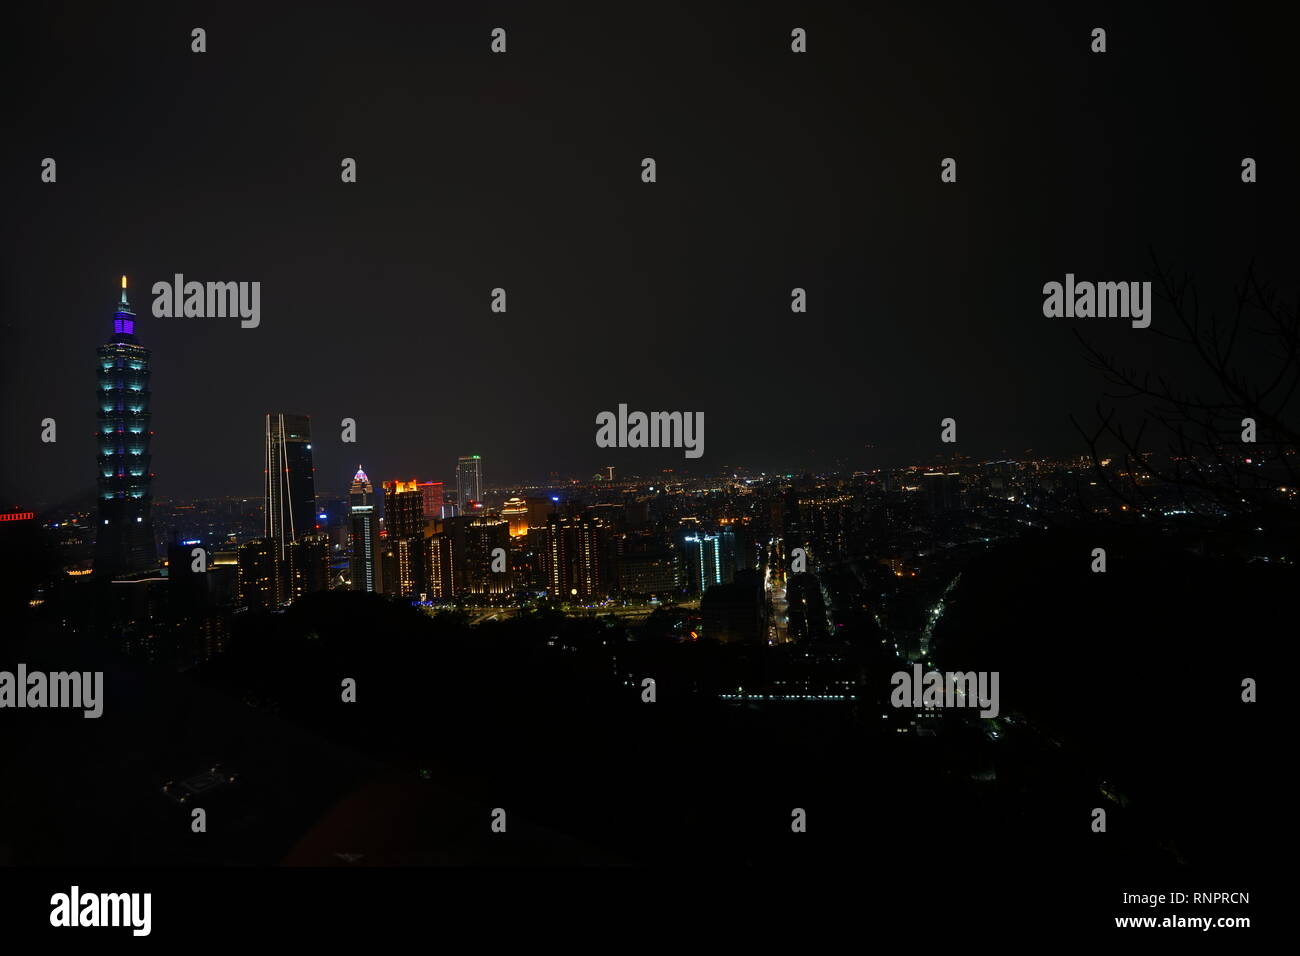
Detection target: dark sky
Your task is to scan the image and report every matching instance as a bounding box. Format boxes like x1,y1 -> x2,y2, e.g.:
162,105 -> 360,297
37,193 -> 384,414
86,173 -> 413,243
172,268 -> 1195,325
2,1 -> 1295,506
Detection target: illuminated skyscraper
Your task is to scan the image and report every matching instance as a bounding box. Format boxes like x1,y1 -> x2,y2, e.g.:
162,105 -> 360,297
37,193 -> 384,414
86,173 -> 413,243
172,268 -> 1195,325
683,531 -> 735,593
383,479 -> 424,540
382,479 -> 425,597
264,413 -> 317,554
425,532 -> 457,599
456,455 -> 483,511
94,276 -> 158,578
467,514 -> 511,596
541,513 -> 607,601
349,466 -> 377,593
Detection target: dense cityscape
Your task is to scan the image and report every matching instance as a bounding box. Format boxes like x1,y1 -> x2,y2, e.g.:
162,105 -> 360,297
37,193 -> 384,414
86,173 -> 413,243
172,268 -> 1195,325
3,3 -> 1288,934
0,278 -> 1284,879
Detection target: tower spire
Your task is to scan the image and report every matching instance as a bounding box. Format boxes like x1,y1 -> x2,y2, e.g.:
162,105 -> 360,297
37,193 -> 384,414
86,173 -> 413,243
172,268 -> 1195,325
119,274 -> 130,308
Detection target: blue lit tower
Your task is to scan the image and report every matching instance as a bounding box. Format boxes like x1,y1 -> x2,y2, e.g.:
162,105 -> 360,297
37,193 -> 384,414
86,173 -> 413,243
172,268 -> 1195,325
94,276 -> 157,577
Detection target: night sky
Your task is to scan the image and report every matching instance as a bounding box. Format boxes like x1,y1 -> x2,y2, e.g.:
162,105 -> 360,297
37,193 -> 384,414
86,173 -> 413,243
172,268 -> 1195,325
2,1 -> 1295,507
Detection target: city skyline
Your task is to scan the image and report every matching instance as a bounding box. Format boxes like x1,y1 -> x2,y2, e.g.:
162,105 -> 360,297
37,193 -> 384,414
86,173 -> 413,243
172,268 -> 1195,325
5,4 -> 1295,511
0,2 -> 1285,925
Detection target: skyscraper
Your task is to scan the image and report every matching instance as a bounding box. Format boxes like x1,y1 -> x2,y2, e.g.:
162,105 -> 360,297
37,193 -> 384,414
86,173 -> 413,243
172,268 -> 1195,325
683,533 -> 725,593
541,513 -> 607,601
264,413 -> 317,554
237,538 -> 279,609
383,479 -> 424,540
466,514 -> 511,596
425,532 -> 457,599
456,455 -> 483,511
349,466 -> 377,593
95,276 -> 157,578
287,533 -> 331,601
381,479 -> 425,597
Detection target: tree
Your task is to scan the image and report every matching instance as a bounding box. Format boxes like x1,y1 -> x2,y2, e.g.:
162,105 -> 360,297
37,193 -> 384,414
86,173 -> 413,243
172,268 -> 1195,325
1071,252 -> 1299,528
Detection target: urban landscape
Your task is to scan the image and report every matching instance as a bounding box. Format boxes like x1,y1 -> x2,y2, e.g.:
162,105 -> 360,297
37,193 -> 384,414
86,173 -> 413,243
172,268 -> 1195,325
2,0 -> 1287,939
0,276 -> 1285,884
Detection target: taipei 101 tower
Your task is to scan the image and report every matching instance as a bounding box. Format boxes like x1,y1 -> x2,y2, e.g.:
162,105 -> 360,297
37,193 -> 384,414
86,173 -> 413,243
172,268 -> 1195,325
93,276 -> 157,577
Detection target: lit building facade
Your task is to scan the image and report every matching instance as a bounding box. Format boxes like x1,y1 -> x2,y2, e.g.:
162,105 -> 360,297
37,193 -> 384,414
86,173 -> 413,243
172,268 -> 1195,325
382,479 -> 425,597
95,276 -> 158,578
349,466 -> 377,592
502,497 -> 530,537
456,455 -> 483,511
541,514 -> 607,601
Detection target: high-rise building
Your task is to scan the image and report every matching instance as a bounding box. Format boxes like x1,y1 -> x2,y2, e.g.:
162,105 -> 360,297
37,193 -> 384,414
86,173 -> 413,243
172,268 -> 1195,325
430,514 -> 498,597
380,536 -> 423,598
287,533 -> 331,601
94,277 -> 158,578
383,479 -> 424,540
683,532 -> 731,593
466,514 -> 511,596
349,466 -> 377,593
456,455 -> 483,511
541,514 -> 607,601
425,532 -> 457,599
382,479 -> 425,597
237,538 -> 279,609
264,413 -> 317,554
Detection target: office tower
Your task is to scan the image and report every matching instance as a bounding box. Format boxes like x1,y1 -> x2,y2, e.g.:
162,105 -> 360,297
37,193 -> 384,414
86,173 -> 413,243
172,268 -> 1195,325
95,276 -> 158,578
467,514 -> 511,596
287,533 -> 331,601
379,537 -> 423,598
349,466 -> 377,593
436,513 -> 517,596
419,481 -> 445,522
264,413 -> 317,553
456,455 -> 483,511
681,530 -> 733,590
425,532 -> 457,599
383,480 -> 424,539
382,479 -> 425,597
237,538 -> 279,609
722,520 -> 757,572
718,528 -> 738,581
541,514 -> 607,601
